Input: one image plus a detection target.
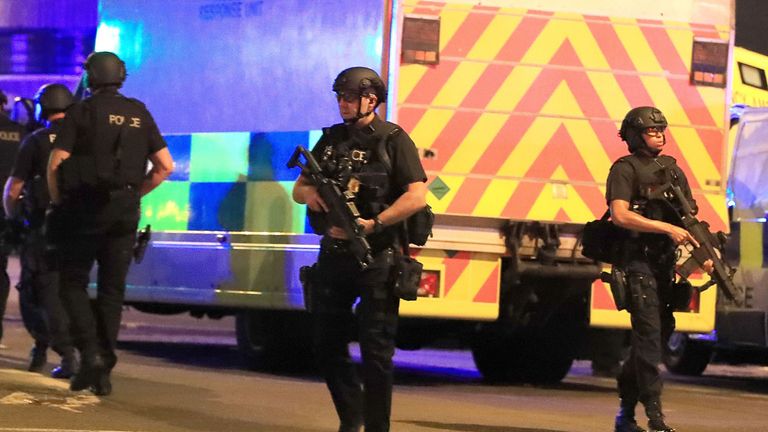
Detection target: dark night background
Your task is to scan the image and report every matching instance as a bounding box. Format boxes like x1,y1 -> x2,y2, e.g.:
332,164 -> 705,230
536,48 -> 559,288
736,0 -> 768,55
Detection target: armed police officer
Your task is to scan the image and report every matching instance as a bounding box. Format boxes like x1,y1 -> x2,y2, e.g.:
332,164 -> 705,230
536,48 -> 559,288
4,84 -> 77,377
607,107 -> 712,432
292,67 -> 427,432
47,52 -> 173,395
0,89 -> 25,348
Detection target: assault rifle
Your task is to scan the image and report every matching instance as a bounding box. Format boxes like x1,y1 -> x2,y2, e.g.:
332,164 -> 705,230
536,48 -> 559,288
287,146 -> 374,269
652,172 -> 741,304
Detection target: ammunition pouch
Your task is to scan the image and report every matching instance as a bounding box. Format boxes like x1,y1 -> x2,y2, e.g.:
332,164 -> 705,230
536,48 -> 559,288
299,263 -> 318,312
391,253 -> 423,301
581,212 -> 628,264
406,205 -> 434,246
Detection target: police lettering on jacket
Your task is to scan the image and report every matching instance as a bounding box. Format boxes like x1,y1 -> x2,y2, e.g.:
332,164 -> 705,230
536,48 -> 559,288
108,114 -> 141,128
0,131 -> 21,142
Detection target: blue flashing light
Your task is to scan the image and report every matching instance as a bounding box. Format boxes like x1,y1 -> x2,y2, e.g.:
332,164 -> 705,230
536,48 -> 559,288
365,32 -> 383,59
94,22 -> 121,53
94,20 -> 143,73
690,330 -> 717,342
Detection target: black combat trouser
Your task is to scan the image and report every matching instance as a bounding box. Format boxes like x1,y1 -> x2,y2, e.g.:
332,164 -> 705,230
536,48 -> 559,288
312,238 -> 399,432
617,267 -> 676,407
49,190 -> 139,370
17,228 -> 73,357
0,253 -> 8,342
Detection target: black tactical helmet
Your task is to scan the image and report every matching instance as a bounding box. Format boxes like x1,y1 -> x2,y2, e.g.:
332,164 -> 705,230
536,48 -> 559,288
33,83 -> 73,123
618,106 -> 668,152
84,51 -> 126,89
332,66 -> 387,105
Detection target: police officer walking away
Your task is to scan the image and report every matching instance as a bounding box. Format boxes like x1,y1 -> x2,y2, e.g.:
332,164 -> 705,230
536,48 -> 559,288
0,89 -> 25,348
4,83 -> 77,377
292,67 -> 427,432
47,52 -> 173,395
607,106 -> 712,432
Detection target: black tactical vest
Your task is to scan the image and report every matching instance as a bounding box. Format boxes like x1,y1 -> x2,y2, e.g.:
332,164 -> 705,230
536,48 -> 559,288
615,153 -> 682,260
319,122 -> 397,219
22,124 -> 59,226
59,95 -> 149,195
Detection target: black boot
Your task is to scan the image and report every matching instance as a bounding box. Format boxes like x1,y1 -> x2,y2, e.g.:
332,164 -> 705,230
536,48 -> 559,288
615,399 -> 647,432
92,370 -> 112,396
51,352 -> 78,379
70,354 -> 104,392
645,400 -> 675,432
27,344 -> 48,373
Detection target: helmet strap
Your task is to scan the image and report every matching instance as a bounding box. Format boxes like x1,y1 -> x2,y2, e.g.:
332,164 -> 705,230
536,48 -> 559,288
344,95 -> 375,126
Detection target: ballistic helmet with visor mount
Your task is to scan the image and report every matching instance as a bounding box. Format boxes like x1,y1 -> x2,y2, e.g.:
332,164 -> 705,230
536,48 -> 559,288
332,67 -> 388,106
33,84 -> 73,123
619,106 -> 668,153
84,51 -> 127,89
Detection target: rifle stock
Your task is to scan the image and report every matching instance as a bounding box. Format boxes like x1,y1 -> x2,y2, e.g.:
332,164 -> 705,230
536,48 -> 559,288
287,146 -> 374,269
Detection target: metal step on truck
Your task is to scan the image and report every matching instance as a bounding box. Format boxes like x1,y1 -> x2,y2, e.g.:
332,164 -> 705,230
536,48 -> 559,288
92,0 -> 734,383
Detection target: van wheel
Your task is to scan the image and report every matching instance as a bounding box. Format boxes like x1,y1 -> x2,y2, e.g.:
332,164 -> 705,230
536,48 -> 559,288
663,332 -> 712,376
235,310 -> 315,372
471,323 -> 575,385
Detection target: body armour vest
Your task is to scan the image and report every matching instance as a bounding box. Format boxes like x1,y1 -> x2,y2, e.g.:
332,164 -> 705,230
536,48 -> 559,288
318,122 -> 398,219
308,121 -> 403,252
22,122 -> 60,226
59,95 -> 150,195
615,153 -> 690,259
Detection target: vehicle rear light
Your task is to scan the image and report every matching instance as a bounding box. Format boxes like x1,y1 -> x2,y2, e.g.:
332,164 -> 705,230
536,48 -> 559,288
419,270 -> 440,297
688,289 -> 700,313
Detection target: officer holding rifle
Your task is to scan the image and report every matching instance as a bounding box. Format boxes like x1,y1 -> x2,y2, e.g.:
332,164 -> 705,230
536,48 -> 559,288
292,66 -> 426,432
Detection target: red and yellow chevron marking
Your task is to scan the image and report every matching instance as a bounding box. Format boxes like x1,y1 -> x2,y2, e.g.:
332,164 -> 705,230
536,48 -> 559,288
589,265 -> 716,332
398,1 -> 730,231
399,248 -> 500,320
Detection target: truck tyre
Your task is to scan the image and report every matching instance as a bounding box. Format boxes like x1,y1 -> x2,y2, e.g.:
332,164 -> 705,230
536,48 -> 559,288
663,332 -> 712,376
471,323 -> 575,385
235,310 -> 315,372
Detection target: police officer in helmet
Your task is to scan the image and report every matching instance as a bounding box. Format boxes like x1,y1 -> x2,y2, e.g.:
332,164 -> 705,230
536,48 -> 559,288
292,66 -> 427,432
607,106 -> 712,432
4,83 -> 77,377
0,88 -> 25,348
47,51 -> 174,395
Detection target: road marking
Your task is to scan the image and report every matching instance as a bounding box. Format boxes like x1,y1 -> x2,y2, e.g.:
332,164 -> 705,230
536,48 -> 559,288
0,429 -> 144,432
0,391 -> 101,413
0,355 -> 29,366
0,369 -> 102,412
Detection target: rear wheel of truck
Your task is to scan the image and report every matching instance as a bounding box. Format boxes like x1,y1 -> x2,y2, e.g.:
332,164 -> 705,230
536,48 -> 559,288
471,322 -> 577,385
235,310 -> 315,372
663,332 -> 712,376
